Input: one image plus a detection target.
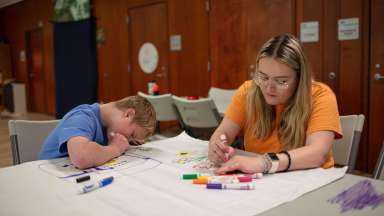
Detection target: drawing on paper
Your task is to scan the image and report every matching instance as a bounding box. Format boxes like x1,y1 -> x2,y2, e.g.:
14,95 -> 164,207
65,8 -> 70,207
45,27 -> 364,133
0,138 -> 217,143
38,146 -> 161,180
172,151 -> 218,172
328,179 -> 384,213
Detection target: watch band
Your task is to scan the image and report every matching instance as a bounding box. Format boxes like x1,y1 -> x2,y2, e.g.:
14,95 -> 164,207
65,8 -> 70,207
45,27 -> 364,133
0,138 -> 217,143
267,153 -> 279,174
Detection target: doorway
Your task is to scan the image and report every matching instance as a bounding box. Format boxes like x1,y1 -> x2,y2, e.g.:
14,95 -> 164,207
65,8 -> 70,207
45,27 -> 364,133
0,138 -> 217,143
128,3 -> 169,95
25,28 -> 47,113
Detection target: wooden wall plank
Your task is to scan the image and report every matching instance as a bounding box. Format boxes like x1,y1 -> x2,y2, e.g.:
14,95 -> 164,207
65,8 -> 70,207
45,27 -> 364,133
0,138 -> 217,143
93,0 -> 130,102
296,0 -> 323,80
247,0 -> 295,79
168,0 -> 209,96
368,0 -> 384,173
210,0 -> 248,89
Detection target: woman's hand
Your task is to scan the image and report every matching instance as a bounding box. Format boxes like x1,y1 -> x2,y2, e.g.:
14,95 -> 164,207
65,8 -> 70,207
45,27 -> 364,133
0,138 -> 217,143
214,155 -> 265,175
208,135 -> 235,164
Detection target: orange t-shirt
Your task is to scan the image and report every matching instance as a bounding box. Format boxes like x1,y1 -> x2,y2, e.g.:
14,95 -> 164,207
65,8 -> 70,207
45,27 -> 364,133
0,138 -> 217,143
226,80 -> 343,168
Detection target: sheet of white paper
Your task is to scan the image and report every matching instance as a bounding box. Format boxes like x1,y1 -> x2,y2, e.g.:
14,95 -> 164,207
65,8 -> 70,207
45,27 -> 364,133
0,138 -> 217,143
0,132 -> 347,216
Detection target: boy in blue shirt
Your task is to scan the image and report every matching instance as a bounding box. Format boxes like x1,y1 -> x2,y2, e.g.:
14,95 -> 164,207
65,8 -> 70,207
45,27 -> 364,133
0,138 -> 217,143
39,96 -> 156,169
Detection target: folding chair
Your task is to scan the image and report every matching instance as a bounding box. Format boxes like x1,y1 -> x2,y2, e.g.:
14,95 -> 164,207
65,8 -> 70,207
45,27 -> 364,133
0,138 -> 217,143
172,95 -> 221,139
138,92 -> 182,140
208,87 -> 236,115
373,141 -> 384,180
333,114 -> 365,172
8,119 -> 59,164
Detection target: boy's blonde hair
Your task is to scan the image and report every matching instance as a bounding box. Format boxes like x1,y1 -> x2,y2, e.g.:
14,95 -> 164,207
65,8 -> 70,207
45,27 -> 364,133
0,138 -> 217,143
246,33 -> 312,150
115,95 -> 156,139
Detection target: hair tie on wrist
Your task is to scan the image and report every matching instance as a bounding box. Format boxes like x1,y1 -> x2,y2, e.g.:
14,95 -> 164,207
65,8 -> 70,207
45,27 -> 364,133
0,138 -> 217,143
279,151 -> 291,172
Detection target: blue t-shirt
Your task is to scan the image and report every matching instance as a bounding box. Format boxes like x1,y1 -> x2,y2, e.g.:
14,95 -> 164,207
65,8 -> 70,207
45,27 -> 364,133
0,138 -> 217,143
38,103 -> 108,159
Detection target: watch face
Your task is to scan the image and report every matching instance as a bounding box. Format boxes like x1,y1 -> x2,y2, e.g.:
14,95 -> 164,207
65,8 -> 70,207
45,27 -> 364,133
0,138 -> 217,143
268,153 -> 279,161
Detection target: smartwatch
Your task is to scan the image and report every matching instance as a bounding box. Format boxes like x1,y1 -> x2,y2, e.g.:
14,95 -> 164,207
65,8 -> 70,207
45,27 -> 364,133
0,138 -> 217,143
267,153 -> 279,174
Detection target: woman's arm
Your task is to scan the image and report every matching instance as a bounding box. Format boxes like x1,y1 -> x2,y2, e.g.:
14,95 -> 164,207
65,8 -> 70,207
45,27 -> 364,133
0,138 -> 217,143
276,130 -> 335,171
215,130 -> 335,174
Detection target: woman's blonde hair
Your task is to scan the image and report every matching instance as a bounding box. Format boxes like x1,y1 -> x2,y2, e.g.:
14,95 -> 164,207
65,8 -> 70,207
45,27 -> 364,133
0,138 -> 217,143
115,96 -> 156,138
246,33 -> 312,150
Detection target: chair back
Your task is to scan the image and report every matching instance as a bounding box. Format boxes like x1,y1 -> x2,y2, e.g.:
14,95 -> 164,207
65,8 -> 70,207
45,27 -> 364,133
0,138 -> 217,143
138,92 -> 178,121
373,141 -> 384,180
172,95 -> 220,128
333,114 -> 365,171
208,87 -> 236,114
8,119 -> 59,164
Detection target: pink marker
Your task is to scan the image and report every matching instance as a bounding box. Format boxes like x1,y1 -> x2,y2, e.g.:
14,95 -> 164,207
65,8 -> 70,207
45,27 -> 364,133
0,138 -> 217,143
219,134 -> 230,161
237,175 -> 252,182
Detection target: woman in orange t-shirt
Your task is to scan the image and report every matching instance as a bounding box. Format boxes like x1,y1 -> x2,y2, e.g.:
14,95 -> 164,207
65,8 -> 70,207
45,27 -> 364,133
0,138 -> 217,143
208,33 -> 342,175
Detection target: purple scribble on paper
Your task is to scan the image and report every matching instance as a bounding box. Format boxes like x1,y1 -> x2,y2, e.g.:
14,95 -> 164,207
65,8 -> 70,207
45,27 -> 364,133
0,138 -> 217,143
328,179 -> 384,213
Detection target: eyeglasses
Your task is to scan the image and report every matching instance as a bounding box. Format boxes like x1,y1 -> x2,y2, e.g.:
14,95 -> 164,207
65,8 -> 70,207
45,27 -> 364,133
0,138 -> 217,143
253,72 -> 292,90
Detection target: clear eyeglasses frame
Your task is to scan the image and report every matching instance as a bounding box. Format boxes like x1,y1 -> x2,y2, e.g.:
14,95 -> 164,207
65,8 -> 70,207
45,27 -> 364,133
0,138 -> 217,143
252,72 -> 292,90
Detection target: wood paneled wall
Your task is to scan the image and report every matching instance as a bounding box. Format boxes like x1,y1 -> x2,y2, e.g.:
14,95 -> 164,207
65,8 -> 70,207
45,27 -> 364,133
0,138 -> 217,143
0,12 -> 4,37
0,0 -> 55,115
94,0 -> 209,102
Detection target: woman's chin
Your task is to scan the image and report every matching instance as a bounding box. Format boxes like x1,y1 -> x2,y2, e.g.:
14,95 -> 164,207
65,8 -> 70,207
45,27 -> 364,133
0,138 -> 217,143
264,96 -> 280,105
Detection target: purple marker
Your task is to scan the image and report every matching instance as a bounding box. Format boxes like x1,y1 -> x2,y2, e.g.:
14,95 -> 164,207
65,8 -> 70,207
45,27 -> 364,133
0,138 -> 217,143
206,183 -> 255,190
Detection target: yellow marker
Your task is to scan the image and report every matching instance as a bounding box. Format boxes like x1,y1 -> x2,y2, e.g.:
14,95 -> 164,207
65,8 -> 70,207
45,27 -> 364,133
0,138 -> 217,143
103,159 -> 117,166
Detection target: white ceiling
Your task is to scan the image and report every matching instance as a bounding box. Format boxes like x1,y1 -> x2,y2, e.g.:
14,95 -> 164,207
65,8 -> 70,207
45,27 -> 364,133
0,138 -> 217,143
0,0 -> 23,9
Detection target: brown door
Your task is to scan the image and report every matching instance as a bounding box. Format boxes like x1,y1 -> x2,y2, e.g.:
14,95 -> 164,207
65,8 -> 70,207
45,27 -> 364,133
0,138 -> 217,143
209,0 -> 295,89
247,0 -> 295,79
26,29 -> 47,113
128,3 -> 169,94
210,0 -> 248,89
368,0 -> 384,172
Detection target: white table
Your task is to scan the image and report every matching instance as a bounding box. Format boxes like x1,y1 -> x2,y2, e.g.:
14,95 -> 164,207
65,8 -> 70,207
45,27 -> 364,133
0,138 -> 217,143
0,133 -> 374,216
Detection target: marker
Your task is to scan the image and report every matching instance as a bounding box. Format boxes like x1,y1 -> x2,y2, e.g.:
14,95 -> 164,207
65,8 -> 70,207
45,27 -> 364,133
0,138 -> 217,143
76,175 -> 90,183
206,183 -> 255,190
193,175 -> 252,184
182,174 -> 201,180
79,176 -> 114,194
193,176 -> 237,184
219,134 -> 230,161
235,173 -> 263,179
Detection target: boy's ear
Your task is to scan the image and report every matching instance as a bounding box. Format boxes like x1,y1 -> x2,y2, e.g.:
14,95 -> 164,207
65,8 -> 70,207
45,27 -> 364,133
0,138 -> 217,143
124,108 -> 135,120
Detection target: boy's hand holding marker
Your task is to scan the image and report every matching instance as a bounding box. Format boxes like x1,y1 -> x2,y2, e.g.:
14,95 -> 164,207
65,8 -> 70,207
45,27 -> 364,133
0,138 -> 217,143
108,132 -> 131,157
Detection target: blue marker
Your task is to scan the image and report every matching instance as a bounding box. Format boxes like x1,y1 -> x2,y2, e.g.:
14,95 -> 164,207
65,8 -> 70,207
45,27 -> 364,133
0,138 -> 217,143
79,176 -> 114,194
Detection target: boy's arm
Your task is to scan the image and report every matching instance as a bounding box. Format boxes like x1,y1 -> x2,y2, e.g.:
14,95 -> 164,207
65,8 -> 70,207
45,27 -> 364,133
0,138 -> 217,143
67,133 -> 130,169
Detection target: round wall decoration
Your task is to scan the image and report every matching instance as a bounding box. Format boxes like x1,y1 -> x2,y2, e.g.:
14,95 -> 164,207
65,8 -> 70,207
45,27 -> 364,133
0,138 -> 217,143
138,42 -> 159,74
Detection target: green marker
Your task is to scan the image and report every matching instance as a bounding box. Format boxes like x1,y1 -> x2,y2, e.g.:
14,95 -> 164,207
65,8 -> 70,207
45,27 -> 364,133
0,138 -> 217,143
182,174 -> 200,180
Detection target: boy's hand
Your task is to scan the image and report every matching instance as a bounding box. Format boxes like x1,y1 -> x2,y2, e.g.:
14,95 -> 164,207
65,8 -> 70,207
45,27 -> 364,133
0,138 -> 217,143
108,132 -> 130,156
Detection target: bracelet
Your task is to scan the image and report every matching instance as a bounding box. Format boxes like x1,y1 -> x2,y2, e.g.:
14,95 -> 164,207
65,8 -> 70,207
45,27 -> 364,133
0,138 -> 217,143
262,154 -> 272,174
279,150 -> 291,172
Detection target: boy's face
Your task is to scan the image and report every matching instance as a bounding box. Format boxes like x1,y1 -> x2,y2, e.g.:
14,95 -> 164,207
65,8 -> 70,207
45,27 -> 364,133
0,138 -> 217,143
111,109 -> 148,145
